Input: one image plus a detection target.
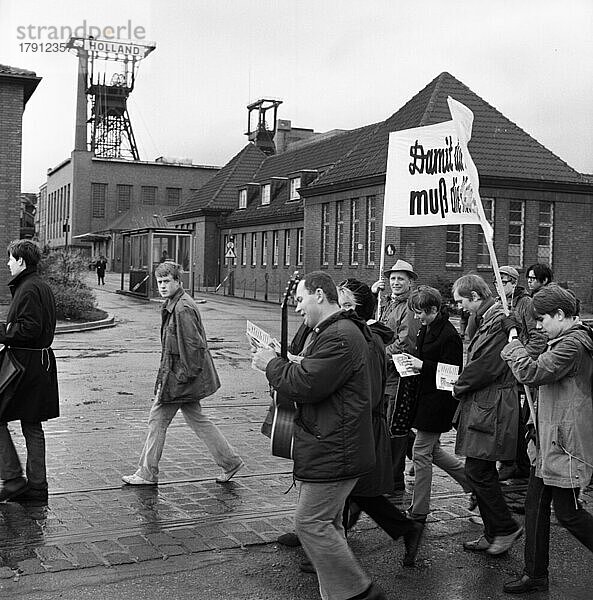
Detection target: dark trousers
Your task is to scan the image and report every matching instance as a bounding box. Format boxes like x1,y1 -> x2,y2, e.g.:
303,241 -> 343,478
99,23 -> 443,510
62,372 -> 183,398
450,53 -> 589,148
348,495 -> 414,539
390,435 -> 408,490
501,388 -> 531,474
465,456 -> 518,540
0,421 -> 48,491
524,469 -> 593,578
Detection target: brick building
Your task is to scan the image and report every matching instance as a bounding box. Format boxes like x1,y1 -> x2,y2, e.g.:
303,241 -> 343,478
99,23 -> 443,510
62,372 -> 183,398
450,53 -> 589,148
168,72 -> 593,308
37,151 -> 219,272
0,64 -> 41,302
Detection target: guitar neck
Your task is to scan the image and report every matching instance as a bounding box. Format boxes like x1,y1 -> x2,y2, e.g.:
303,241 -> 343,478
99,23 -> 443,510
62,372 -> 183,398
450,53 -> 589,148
280,302 -> 288,359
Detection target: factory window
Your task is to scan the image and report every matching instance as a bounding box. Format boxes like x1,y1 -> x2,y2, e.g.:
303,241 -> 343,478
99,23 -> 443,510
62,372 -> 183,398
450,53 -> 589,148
335,200 -> 344,266
477,198 -> 495,267
296,228 -> 304,266
446,225 -> 463,267
239,189 -> 247,209
289,177 -> 301,201
91,183 -> 106,218
508,200 -> 524,268
261,183 -> 271,206
166,187 -> 181,206
284,230 -> 291,266
141,186 -> 157,205
117,185 -> 132,212
261,231 -> 268,266
321,203 -> 330,266
366,195 -> 377,266
538,201 -> 554,264
350,198 -> 359,266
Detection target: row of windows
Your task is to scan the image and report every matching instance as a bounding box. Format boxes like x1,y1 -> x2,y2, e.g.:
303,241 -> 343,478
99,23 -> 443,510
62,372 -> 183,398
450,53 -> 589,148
46,184 -> 70,239
445,198 -> 553,268
90,183 -> 183,218
224,229 -> 304,267
238,176 -> 301,209
320,196 -> 377,267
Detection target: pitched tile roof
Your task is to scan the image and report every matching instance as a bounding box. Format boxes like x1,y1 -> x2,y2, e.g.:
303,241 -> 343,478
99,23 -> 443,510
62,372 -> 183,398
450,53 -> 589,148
102,205 -> 173,232
225,125 -> 374,226
0,64 -> 41,104
168,144 -> 267,219
312,72 -> 585,187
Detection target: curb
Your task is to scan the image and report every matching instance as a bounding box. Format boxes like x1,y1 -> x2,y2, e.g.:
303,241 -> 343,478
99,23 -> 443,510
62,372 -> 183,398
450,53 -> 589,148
55,315 -> 116,334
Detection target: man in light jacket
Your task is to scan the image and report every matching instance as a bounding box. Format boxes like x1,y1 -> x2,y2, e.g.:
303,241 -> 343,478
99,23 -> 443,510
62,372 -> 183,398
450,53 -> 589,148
501,284 -> 593,595
122,261 -> 243,486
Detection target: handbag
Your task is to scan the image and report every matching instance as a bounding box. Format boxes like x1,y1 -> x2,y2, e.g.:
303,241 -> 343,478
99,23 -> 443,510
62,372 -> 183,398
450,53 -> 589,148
0,347 -> 25,417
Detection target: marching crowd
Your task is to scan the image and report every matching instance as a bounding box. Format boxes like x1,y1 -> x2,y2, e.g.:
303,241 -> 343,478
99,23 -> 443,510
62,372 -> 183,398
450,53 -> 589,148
0,239 -> 592,600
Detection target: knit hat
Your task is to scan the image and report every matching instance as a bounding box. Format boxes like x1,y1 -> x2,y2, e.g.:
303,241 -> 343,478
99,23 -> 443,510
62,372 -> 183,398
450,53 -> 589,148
338,278 -> 377,321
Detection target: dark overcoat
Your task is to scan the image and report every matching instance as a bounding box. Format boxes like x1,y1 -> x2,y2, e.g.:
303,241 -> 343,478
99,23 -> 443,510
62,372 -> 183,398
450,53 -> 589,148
352,321 -> 395,497
411,313 -> 463,433
453,300 -> 519,461
266,310 -> 375,483
0,267 -> 59,422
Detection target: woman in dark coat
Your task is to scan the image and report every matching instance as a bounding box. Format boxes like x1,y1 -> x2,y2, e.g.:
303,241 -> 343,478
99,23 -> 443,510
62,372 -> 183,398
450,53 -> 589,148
338,279 -> 423,567
0,240 -> 59,502
401,286 -> 471,522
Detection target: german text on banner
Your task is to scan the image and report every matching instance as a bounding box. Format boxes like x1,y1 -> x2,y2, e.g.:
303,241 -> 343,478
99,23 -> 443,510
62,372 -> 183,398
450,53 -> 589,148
383,97 -> 492,240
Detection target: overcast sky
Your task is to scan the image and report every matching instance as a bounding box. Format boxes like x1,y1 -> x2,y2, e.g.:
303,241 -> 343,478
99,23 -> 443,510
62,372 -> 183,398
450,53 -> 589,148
2,0 -> 592,192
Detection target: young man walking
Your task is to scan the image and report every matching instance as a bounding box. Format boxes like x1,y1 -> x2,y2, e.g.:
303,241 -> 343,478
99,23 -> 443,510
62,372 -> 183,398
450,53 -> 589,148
0,240 -> 59,503
122,261 -> 243,486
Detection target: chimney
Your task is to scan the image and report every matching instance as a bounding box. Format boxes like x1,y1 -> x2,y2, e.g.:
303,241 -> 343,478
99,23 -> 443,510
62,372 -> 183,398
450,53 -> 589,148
246,99 -> 283,156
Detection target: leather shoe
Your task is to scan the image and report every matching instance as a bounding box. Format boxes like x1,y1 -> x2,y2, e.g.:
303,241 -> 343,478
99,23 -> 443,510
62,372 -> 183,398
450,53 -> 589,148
277,532 -> 301,547
0,477 -> 28,502
14,487 -> 48,503
463,534 -> 491,552
503,574 -> 549,594
402,520 -> 424,566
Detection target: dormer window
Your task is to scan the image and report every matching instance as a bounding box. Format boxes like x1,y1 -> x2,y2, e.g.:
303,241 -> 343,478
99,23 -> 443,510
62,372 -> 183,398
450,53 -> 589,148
261,183 -> 271,205
238,188 -> 247,209
289,177 -> 301,201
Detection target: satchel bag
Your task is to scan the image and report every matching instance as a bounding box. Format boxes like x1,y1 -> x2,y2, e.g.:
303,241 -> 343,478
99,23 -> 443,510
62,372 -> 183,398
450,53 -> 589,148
0,347 -> 25,417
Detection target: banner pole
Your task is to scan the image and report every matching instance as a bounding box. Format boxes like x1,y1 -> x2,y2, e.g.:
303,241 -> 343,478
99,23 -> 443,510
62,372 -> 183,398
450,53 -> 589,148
376,200 -> 389,319
480,215 -> 537,431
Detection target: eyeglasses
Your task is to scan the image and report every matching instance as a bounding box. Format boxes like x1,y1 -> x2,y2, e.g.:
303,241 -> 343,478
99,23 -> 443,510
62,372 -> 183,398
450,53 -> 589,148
526,276 -> 537,281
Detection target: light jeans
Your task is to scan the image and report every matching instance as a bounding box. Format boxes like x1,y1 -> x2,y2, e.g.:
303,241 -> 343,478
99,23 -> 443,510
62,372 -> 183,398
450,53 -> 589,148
0,421 -> 48,491
294,479 -> 370,600
410,430 -> 470,517
135,400 -> 241,482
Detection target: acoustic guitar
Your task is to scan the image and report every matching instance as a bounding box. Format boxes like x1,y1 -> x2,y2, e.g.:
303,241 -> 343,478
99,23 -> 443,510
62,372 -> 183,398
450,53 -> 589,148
270,271 -> 300,459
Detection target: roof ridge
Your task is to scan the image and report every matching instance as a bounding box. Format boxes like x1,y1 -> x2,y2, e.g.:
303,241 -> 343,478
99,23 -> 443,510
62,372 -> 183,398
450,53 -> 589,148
419,72 -> 449,126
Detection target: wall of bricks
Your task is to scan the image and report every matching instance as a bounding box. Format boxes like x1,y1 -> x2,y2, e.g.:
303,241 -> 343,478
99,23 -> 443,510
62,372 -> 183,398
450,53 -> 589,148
0,82 -> 24,302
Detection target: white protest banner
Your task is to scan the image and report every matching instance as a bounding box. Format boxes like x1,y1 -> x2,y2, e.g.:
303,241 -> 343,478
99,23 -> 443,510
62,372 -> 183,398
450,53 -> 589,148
383,97 -> 491,239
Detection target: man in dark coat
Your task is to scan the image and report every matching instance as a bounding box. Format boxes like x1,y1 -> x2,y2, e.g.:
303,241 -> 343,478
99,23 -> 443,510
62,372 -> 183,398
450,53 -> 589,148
95,256 -> 107,285
253,272 -> 386,600
0,240 -> 59,502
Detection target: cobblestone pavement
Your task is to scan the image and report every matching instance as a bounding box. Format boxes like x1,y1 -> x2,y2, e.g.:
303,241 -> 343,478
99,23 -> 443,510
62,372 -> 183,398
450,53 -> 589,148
0,274 -> 590,585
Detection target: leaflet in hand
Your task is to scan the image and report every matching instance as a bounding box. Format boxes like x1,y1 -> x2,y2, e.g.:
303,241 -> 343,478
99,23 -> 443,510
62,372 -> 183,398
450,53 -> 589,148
246,320 -> 281,352
392,354 -> 417,377
436,362 -> 459,391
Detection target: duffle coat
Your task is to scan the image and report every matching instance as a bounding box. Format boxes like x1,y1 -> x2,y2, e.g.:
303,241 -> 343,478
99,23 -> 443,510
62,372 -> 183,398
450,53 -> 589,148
411,313 -> 463,433
266,310 -> 375,483
0,267 -> 59,422
352,321 -> 395,497
453,299 -> 519,461
501,323 -> 593,489
156,287 -> 220,403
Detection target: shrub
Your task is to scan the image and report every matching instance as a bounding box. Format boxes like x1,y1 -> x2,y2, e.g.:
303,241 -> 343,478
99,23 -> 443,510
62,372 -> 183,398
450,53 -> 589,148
39,249 -> 97,319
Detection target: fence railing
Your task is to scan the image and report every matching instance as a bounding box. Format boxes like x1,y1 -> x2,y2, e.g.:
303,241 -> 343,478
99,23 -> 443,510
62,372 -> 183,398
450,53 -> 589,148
194,272 -> 296,305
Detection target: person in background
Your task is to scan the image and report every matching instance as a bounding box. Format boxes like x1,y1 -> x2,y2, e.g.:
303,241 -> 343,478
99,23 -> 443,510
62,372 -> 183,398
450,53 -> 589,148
501,284 -> 593,594
525,263 -> 553,296
95,255 -> 107,286
401,286 -> 472,523
253,271 -> 387,600
495,266 -> 547,482
338,279 -> 424,567
452,274 -> 523,556
371,259 -> 421,494
122,261 -> 243,487
0,240 -> 59,503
